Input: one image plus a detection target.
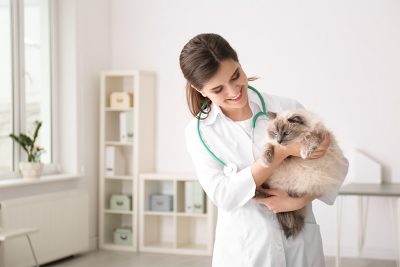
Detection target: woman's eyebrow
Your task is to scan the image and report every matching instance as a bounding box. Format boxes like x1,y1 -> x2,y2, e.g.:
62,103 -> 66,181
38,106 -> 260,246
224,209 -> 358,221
210,67 -> 240,91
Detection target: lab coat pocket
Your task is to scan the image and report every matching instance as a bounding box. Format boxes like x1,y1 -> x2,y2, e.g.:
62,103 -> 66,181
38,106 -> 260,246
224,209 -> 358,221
303,223 -> 325,267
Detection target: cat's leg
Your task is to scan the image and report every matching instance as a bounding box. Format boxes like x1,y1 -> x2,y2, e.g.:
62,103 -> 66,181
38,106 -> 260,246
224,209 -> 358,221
300,132 -> 323,159
261,143 -> 275,166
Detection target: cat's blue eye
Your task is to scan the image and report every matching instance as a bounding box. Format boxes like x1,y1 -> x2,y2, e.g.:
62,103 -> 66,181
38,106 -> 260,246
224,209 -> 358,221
283,131 -> 289,136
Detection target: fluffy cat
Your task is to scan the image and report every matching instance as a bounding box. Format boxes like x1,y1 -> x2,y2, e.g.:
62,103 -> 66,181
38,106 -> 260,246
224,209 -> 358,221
256,109 -> 347,238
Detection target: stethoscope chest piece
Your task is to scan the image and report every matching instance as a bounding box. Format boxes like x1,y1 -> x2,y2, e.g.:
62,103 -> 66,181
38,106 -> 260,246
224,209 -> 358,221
223,162 -> 238,176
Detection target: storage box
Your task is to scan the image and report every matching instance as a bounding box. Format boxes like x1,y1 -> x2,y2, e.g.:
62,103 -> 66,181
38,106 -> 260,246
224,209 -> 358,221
110,194 -> 131,211
150,194 -> 173,212
113,228 -> 132,245
110,92 -> 133,108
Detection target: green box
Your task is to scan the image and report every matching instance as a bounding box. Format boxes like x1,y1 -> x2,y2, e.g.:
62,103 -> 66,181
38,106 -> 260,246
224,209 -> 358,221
113,228 -> 132,245
110,194 -> 131,211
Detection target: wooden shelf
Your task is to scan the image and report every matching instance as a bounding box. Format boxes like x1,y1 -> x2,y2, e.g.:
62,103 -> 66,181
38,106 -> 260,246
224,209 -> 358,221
105,107 -> 134,112
176,212 -> 207,218
101,243 -> 136,252
105,175 -> 133,181
105,141 -> 133,146
144,211 -> 175,216
99,71 -> 156,252
104,209 -> 133,215
139,174 -> 215,255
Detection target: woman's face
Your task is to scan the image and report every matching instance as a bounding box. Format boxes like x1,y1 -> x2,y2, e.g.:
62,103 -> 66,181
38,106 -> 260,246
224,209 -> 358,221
195,59 -> 249,115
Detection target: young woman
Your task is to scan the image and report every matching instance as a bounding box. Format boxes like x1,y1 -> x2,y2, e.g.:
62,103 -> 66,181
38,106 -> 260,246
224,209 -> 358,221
179,33 -> 347,267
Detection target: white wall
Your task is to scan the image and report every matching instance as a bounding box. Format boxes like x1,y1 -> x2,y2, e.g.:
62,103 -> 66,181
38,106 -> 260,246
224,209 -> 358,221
110,0 -> 400,259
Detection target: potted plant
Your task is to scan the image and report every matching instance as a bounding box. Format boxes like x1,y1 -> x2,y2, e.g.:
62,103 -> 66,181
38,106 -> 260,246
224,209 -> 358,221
9,120 -> 45,179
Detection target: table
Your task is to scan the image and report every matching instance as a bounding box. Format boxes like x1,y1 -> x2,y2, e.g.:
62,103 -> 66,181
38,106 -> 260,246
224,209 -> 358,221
336,183 -> 400,267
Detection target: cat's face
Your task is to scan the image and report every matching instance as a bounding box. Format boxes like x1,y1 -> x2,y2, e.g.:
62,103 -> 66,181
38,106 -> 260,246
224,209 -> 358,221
266,112 -> 310,145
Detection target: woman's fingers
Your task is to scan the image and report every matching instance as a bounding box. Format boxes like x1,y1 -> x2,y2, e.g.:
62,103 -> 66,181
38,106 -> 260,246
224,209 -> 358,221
260,188 -> 287,197
309,133 -> 331,159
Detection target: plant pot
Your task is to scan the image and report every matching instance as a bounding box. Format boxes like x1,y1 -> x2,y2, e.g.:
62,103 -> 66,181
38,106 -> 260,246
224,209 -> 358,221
19,162 -> 44,179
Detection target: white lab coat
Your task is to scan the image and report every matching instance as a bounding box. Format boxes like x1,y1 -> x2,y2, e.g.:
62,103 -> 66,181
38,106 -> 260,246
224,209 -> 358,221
185,89 -> 348,267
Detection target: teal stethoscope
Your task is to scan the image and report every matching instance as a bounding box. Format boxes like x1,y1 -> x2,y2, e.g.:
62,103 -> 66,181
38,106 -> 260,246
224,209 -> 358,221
196,85 -> 268,176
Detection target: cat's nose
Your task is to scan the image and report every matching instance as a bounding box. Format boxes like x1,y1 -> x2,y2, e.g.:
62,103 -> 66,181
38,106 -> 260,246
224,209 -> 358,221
277,138 -> 283,144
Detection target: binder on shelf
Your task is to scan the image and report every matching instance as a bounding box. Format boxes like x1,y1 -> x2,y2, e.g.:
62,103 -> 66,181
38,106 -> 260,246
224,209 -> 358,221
105,146 -> 115,176
185,182 -> 194,213
185,181 -> 206,213
105,145 -> 126,176
120,111 -> 134,143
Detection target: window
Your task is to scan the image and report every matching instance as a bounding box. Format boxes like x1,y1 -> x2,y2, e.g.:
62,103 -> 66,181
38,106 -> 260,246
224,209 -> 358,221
0,0 -> 54,178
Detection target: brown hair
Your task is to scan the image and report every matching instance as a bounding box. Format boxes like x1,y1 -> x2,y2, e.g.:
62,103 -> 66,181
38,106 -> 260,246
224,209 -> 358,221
179,33 -> 239,118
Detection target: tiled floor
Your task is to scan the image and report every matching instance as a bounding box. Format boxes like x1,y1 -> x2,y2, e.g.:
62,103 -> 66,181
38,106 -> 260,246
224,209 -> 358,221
42,250 -> 397,267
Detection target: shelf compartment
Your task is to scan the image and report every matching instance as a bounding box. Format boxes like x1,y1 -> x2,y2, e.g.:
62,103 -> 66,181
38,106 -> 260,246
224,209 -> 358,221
105,111 -> 134,143
144,180 -> 174,212
104,145 -> 133,176
176,216 -> 208,251
104,76 -> 134,108
176,180 -> 207,214
104,179 -> 133,210
143,214 -> 175,249
103,213 -> 133,246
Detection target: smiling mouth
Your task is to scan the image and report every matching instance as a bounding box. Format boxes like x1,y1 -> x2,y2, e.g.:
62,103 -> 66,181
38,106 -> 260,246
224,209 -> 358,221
227,88 -> 243,102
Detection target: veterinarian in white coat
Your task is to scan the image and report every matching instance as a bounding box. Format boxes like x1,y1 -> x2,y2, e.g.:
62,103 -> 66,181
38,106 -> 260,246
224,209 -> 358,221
180,33 -> 348,267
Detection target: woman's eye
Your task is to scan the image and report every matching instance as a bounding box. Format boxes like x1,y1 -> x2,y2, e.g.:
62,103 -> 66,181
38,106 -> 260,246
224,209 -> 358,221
213,88 -> 223,94
231,73 -> 240,81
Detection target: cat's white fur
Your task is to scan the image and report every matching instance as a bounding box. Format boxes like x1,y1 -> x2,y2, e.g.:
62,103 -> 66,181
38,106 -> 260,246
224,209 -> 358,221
266,110 -> 348,197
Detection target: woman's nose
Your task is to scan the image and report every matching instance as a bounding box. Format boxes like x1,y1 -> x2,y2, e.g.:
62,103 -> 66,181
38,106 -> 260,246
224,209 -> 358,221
225,84 -> 240,97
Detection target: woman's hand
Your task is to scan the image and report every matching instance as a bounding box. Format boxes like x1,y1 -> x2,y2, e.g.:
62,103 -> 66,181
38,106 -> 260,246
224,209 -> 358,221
255,188 -> 315,213
308,133 -> 330,159
282,133 -> 331,159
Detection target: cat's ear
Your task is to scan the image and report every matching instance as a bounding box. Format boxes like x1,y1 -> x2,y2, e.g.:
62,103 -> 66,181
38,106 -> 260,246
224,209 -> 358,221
288,114 -> 305,125
266,111 -> 277,120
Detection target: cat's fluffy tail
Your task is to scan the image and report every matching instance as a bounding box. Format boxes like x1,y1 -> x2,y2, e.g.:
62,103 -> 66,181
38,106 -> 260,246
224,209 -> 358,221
276,209 -> 305,239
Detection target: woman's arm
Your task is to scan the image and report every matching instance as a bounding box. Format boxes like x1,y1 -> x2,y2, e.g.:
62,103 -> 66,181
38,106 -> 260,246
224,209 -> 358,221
255,188 -> 317,213
251,142 -> 302,187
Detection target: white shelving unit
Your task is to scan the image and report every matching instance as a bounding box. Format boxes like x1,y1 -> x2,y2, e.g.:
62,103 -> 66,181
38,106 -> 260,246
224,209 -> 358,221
99,70 -> 155,251
139,173 -> 216,255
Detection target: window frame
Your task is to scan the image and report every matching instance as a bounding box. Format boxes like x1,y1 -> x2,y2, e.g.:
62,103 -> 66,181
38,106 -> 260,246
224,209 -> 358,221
1,0 -> 58,179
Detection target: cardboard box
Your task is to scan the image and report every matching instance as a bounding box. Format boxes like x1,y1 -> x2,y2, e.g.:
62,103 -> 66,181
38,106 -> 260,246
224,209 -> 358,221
110,92 -> 133,108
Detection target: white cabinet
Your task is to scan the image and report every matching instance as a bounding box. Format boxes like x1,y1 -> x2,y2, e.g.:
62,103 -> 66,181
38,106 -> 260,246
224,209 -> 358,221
99,70 -> 155,251
139,173 -> 216,255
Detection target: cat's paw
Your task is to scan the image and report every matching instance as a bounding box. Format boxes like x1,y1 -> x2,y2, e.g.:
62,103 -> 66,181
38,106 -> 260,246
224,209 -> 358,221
262,143 -> 275,166
300,145 -> 318,159
301,132 -> 321,159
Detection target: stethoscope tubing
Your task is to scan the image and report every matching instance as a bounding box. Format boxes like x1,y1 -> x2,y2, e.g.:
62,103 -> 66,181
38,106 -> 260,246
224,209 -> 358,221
196,85 -> 268,174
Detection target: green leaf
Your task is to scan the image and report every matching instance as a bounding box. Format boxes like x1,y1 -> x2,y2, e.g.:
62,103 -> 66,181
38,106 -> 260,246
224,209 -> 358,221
32,121 -> 42,145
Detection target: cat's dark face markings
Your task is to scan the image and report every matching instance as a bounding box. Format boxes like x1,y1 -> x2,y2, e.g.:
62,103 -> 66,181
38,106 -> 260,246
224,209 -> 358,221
267,114 -> 308,145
